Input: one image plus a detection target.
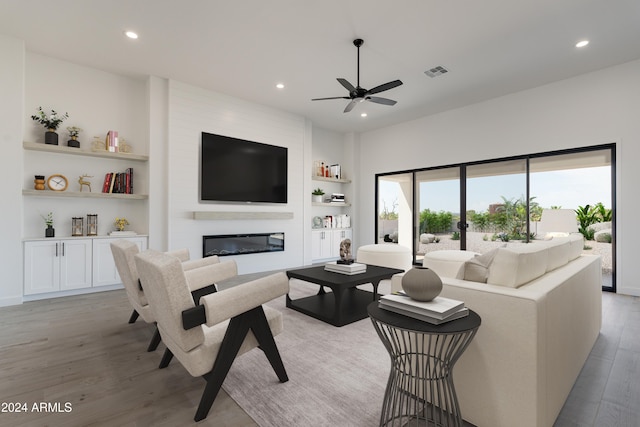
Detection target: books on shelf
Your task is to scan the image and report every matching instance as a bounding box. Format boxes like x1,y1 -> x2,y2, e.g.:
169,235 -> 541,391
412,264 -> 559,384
102,168 -> 134,194
379,293 -> 468,324
324,261 -> 366,275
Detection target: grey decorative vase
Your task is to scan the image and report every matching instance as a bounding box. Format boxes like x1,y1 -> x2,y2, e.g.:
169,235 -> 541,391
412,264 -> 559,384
45,130 -> 58,145
45,225 -> 55,238
401,266 -> 442,301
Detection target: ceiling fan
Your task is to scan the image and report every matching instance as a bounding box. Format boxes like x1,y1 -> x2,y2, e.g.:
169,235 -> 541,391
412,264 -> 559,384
312,38 -> 403,113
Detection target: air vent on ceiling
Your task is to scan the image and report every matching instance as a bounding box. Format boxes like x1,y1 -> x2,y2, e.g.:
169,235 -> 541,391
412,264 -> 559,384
424,66 -> 449,78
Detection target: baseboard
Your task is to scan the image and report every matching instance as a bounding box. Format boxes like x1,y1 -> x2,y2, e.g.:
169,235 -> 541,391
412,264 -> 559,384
0,294 -> 24,307
22,284 -> 124,302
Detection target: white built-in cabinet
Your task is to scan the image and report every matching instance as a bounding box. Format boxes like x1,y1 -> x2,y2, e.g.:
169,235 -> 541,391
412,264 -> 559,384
92,237 -> 147,287
22,138 -> 150,299
23,236 -> 148,297
311,229 -> 353,262
24,238 -> 92,295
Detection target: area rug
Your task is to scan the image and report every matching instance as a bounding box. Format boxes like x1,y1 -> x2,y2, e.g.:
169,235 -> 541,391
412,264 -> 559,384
222,279 -> 391,427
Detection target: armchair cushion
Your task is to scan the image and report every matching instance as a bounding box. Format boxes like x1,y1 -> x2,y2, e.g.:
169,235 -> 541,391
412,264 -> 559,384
201,272 -> 289,327
184,259 -> 238,293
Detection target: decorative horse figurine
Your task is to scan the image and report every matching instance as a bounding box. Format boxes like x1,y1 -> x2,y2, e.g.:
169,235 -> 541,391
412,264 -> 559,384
78,174 -> 93,192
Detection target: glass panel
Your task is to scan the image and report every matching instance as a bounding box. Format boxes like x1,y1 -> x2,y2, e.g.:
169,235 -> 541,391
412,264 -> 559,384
415,168 -> 461,262
466,160 -> 527,253
530,149 -> 613,289
377,173 -> 413,249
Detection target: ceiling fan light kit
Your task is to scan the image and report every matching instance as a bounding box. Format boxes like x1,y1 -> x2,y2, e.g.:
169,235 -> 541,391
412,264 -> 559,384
312,38 -> 403,113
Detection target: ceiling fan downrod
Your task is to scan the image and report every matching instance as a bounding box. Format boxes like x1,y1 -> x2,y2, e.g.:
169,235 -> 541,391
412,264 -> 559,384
354,38 -> 363,88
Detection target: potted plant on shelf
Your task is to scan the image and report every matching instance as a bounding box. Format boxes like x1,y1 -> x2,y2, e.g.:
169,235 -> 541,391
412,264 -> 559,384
31,107 -> 69,145
66,126 -> 82,148
41,212 -> 54,238
312,187 -> 325,203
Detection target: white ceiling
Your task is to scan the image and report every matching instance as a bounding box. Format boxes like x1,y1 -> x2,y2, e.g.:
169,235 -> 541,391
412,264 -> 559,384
2,0 -> 640,133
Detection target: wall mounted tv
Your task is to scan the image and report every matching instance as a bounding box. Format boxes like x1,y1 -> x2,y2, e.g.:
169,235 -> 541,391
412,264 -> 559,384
200,132 -> 288,203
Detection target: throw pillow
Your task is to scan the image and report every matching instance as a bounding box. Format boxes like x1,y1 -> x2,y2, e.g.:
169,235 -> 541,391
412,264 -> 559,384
463,248 -> 500,283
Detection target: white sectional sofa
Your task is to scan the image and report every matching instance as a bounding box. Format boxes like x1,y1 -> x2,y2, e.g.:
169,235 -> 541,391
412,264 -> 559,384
390,234 -> 602,427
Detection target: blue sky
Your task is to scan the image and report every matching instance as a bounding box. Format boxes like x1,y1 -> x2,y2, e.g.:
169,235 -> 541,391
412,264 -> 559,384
379,166 -> 611,214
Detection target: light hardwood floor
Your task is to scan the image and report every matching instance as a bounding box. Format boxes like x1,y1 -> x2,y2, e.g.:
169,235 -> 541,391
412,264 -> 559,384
0,290 -> 638,426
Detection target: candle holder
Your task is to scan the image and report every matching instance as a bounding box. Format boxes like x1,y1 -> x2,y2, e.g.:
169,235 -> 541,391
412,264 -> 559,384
72,217 -> 84,236
87,214 -> 98,236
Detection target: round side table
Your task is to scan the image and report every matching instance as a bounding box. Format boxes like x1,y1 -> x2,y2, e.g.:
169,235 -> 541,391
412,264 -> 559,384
368,302 -> 481,427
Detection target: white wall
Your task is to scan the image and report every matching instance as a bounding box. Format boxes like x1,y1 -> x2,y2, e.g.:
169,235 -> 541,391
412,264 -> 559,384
356,59 -> 640,296
166,80 -> 309,273
0,35 -> 25,306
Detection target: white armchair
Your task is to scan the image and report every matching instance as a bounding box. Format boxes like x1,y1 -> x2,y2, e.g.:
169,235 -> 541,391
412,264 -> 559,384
134,249 -> 289,422
110,239 -> 237,351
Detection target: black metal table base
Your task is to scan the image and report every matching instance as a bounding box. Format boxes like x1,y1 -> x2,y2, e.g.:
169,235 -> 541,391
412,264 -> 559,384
368,303 -> 481,427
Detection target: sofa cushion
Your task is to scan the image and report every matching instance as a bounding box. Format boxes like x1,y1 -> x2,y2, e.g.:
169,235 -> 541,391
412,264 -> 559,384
567,234 -> 585,260
422,250 -> 479,279
463,248 -> 499,283
544,240 -> 571,272
487,245 -> 549,288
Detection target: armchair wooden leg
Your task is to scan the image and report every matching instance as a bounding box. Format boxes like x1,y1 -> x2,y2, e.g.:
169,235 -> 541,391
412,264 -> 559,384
250,308 -> 288,383
159,348 -> 173,369
128,309 -> 139,324
193,306 -> 288,422
147,325 -> 161,352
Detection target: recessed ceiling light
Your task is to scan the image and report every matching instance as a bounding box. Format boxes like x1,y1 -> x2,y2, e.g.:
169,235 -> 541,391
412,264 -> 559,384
276,83 -> 285,89
576,40 -> 589,48
125,31 -> 139,40
360,113 -> 367,118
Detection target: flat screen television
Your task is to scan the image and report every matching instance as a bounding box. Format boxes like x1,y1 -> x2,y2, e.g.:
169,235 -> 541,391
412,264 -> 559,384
200,132 -> 288,203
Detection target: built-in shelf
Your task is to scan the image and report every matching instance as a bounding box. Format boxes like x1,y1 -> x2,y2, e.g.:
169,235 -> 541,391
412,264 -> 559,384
23,141 -> 149,162
22,189 -> 148,200
312,176 -> 351,184
193,211 -> 294,220
312,202 -> 351,207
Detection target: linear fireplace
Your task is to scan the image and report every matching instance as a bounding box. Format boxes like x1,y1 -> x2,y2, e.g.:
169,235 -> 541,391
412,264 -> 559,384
203,233 -> 284,257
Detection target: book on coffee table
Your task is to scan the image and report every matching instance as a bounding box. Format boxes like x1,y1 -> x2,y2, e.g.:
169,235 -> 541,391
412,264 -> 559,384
324,261 -> 367,275
379,303 -> 469,325
379,294 -> 465,320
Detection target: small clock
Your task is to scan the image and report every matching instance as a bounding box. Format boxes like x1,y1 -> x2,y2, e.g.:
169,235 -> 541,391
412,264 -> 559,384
47,174 -> 68,191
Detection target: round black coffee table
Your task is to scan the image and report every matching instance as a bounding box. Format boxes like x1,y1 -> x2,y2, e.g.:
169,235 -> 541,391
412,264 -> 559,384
368,302 -> 481,427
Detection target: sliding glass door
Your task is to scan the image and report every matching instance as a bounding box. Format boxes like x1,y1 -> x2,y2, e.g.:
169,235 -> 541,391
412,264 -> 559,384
415,168 -> 461,262
466,160 -> 528,253
375,144 -> 615,291
529,149 -> 614,291
377,173 -> 413,248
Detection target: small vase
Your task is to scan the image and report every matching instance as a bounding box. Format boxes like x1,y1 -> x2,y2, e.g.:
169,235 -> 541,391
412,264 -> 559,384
34,175 -> 45,190
45,225 -> 55,238
45,129 -> 58,145
401,266 -> 443,301
312,195 -> 324,203
67,136 -> 80,148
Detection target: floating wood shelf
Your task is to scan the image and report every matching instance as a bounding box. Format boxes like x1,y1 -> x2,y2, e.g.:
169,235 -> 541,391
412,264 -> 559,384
193,211 -> 294,220
22,189 -> 148,200
312,176 -> 351,184
23,141 -> 149,162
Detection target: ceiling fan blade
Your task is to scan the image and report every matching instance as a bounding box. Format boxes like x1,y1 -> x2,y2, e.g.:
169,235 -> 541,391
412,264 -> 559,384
337,78 -> 356,92
343,99 -> 358,113
311,96 -> 351,101
367,79 -> 403,95
366,96 -> 397,106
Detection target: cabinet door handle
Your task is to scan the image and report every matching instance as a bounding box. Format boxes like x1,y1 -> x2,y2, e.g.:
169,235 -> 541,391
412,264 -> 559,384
55,243 -> 58,257
62,242 -> 65,256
